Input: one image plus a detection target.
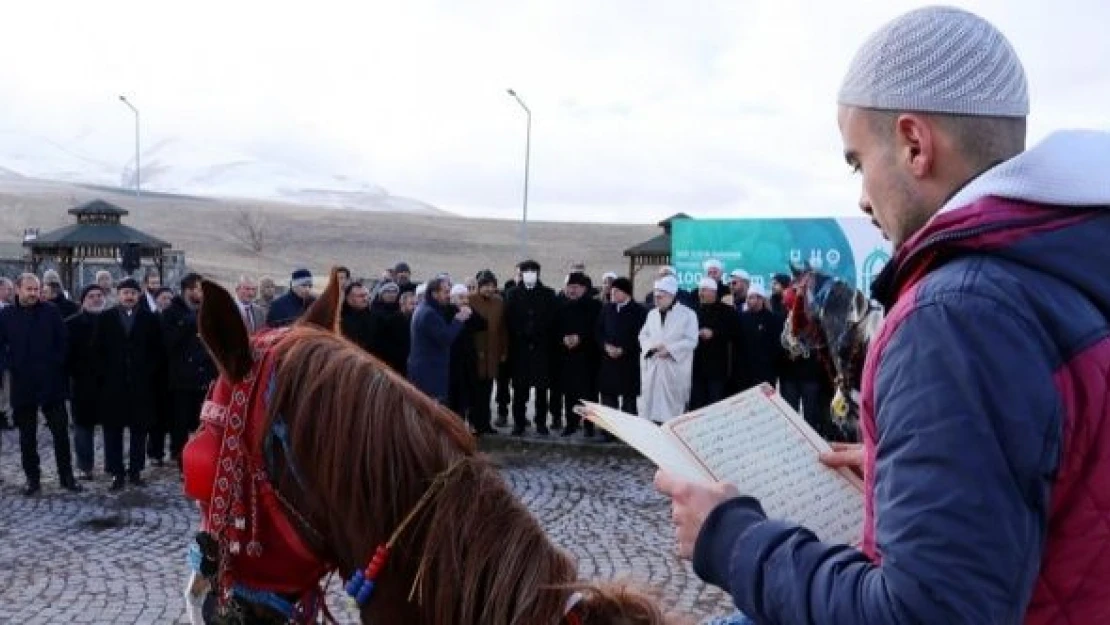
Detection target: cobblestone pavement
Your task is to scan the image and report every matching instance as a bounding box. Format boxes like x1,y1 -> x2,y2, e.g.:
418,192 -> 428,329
0,423 -> 732,624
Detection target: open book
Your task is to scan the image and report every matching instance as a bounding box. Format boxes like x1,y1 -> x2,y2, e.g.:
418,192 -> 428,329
580,384 -> 864,546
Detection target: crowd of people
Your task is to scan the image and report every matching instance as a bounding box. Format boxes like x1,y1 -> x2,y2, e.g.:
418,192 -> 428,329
0,257 -> 833,496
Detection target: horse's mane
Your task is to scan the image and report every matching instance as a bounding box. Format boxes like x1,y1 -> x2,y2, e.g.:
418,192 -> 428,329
265,325 -> 679,625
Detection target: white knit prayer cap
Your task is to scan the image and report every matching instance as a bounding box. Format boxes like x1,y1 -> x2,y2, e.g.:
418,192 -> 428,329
654,276 -> 679,295
838,6 -> 1029,118
698,277 -> 718,291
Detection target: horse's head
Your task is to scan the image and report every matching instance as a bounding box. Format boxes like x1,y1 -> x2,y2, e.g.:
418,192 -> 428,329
185,268 -> 677,625
781,265 -> 882,439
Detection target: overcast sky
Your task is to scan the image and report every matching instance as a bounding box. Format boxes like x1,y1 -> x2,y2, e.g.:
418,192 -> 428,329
0,0 -> 1105,223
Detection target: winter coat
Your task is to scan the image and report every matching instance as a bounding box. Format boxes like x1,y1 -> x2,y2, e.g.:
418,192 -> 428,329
596,299 -> 648,397
407,300 -> 463,402
504,282 -> 558,387
469,293 -> 508,381
0,301 -> 68,408
65,310 -> 103,427
554,295 -> 603,397
341,304 -> 376,354
368,301 -> 409,375
161,296 -> 217,392
266,291 -> 316,328
91,305 -> 165,429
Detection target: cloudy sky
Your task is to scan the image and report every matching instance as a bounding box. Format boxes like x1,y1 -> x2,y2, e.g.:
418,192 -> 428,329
0,0 -> 1106,223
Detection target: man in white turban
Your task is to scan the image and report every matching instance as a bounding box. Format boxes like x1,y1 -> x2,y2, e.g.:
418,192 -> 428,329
637,275 -> 699,423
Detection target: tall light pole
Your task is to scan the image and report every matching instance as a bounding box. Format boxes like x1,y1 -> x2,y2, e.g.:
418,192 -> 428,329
506,88 -> 530,260
118,95 -> 141,197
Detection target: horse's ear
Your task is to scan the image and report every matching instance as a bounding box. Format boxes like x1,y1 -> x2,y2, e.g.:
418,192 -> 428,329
300,267 -> 344,334
199,279 -> 253,382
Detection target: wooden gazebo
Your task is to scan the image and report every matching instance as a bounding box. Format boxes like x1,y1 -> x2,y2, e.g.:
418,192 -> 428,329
622,213 -> 690,280
25,199 -> 172,293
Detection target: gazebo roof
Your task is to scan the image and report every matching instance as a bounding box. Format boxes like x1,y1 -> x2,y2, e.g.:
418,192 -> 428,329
68,199 -> 129,217
623,232 -> 670,257
25,198 -> 170,250
26,223 -> 170,248
623,213 -> 692,257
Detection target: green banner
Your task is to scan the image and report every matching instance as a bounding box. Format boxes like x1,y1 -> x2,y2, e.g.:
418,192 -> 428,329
670,217 -> 891,294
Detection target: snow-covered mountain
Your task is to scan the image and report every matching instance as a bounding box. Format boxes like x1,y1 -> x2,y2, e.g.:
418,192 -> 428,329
0,130 -> 447,215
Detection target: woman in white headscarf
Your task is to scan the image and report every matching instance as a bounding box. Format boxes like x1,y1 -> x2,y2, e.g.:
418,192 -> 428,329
638,275 -> 700,423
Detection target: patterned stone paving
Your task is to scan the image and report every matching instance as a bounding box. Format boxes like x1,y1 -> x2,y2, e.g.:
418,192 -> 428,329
0,423 -> 732,624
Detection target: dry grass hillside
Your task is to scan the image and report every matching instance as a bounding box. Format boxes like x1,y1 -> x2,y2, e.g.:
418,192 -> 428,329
0,179 -> 663,293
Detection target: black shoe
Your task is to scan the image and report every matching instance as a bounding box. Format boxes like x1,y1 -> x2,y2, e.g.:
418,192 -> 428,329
79,471 -> 95,481
60,479 -> 83,493
151,458 -> 165,468
560,426 -> 579,437
510,427 -> 525,437
110,476 -> 126,491
584,427 -> 596,438
476,426 -> 499,435
536,425 -> 550,436
129,474 -> 145,487
23,482 -> 41,497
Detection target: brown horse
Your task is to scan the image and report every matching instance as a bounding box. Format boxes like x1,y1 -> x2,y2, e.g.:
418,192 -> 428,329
780,264 -> 882,443
183,268 -> 683,625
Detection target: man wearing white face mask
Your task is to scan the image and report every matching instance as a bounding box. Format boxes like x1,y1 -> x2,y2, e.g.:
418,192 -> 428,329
504,260 -> 559,436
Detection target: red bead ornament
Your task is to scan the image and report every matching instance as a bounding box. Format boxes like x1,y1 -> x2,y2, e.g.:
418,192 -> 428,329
364,545 -> 391,579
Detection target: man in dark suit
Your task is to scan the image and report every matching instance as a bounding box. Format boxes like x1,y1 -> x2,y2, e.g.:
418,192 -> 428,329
0,274 -> 80,495
597,277 -> 647,423
161,273 -> 216,471
91,277 -> 165,490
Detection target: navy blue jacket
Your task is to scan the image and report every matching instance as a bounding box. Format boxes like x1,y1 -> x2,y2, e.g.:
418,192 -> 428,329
266,291 -> 316,328
0,301 -> 68,408
690,130 -> 1110,624
407,300 -> 462,402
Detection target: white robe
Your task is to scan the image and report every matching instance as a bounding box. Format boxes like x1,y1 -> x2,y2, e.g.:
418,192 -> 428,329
638,302 -> 699,423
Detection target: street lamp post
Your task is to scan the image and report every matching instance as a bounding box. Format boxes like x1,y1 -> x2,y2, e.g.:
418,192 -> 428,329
118,95 -> 141,197
506,88 -> 531,260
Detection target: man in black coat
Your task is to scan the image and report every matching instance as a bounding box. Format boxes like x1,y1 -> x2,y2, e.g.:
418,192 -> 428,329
555,272 -> 603,437
503,259 -> 558,436
691,278 -> 742,410
596,277 -> 647,422
738,284 -> 784,389
92,277 -> 164,490
161,273 -> 216,472
65,285 -> 107,480
368,281 -> 410,375
0,274 -> 81,495
266,268 -> 316,327
341,282 -> 376,353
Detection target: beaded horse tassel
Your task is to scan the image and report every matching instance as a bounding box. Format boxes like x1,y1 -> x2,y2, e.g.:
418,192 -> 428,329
345,545 -> 390,606
344,458 -> 468,609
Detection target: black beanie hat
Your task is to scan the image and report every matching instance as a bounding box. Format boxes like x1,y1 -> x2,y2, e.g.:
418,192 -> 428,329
610,277 -> 633,297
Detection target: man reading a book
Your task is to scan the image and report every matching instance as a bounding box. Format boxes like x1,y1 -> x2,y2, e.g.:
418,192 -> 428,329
656,6 -> 1110,624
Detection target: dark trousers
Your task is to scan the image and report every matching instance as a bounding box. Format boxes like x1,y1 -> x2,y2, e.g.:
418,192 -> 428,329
561,374 -> 596,432
14,403 -> 75,484
172,389 -> 207,462
690,377 -> 727,410
104,425 -> 147,478
600,393 -> 637,415
471,379 -> 495,431
512,380 -> 548,429
147,397 -> 174,461
74,424 -> 96,474
780,379 -> 831,437
495,362 -> 512,416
